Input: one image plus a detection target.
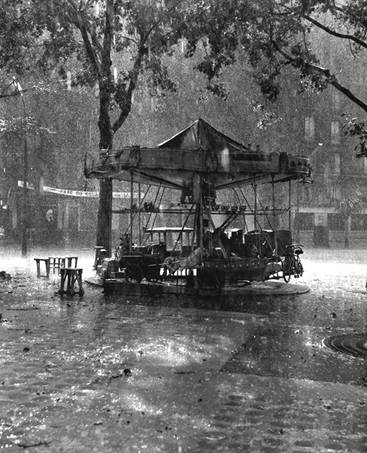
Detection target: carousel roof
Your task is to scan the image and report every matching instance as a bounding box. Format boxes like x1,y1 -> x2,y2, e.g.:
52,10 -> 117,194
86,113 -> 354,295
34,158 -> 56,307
86,118 -> 311,190
158,118 -> 245,152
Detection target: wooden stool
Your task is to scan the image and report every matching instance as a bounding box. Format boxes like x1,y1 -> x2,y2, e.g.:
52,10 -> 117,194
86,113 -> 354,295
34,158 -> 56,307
65,256 -> 78,268
34,258 -> 50,278
59,268 -> 84,296
49,257 -> 66,274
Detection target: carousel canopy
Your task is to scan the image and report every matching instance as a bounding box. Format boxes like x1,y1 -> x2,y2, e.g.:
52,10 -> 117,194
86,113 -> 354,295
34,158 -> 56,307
86,118 -> 311,190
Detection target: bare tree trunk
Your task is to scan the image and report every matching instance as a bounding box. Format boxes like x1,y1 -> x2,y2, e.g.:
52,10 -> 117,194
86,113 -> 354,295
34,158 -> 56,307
97,178 -> 113,253
96,82 -> 113,255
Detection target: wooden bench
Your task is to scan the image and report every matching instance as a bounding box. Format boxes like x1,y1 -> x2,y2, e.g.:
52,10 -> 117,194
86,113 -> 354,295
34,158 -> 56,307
65,256 -> 78,268
59,268 -> 84,296
34,258 -> 50,278
48,257 -> 66,274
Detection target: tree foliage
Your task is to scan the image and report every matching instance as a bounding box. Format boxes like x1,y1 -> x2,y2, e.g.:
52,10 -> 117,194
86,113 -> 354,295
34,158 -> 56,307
185,1 -> 367,152
4,0 -> 367,249
0,0 -> 210,251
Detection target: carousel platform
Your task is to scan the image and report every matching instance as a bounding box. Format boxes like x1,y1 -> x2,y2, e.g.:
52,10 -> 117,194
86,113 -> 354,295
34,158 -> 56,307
85,276 -> 310,298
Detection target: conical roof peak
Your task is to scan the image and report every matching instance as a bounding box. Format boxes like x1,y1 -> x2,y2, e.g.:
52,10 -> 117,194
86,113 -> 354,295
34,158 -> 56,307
158,118 -> 245,152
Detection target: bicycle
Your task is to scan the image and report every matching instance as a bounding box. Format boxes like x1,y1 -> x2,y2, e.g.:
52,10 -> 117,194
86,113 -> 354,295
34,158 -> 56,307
282,244 -> 304,283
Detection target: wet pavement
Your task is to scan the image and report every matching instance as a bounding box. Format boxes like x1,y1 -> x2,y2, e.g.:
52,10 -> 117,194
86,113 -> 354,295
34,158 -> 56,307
0,248 -> 366,452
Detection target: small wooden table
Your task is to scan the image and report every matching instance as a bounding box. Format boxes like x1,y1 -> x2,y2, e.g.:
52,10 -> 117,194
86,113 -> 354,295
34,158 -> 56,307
34,258 -> 50,278
59,268 -> 84,296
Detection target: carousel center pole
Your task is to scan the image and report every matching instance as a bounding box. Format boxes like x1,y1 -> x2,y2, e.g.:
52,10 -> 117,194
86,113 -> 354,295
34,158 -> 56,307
138,182 -> 141,244
130,171 -> 134,252
253,183 -> 257,230
192,174 -> 203,263
288,179 -> 292,231
272,175 -> 278,255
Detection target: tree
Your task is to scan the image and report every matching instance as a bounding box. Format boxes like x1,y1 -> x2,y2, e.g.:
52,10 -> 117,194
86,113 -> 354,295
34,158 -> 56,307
6,1 -> 367,252
1,0 -> 206,253
186,1 -> 367,150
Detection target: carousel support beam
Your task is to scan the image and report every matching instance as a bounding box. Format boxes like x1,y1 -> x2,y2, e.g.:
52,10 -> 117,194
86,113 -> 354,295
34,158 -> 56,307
143,186 -> 166,245
130,171 -> 134,252
232,188 -> 248,232
272,175 -> 278,255
172,203 -> 194,253
288,179 -> 292,231
138,183 -> 141,244
192,174 -> 204,262
253,183 -> 257,229
124,184 -> 151,242
272,175 -> 276,229
142,184 -> 161,235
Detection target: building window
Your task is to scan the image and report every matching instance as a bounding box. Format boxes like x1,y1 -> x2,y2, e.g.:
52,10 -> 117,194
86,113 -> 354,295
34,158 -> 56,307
324,161 -> 330,181
351,214 -> 367,231
331,185 -> 341,202
301,185 -> 312,203
328,213 -> 345,231
304,117 -> 315,141
332,91 -> 341,111
362,157 -> 367,175
357,63 -> 367,85
334,153 -> 340,174
331,121 -> 341,144
180,38 -> 186,54
294,213 -> 314,231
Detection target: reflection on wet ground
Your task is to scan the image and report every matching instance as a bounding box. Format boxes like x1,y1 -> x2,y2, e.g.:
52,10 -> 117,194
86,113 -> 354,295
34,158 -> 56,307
0,248 -> 366,452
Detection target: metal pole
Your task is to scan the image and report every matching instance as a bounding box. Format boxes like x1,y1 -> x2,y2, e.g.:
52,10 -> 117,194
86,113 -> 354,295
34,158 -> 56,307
272,175 -> 277,255
21,97 -> 28,257
288,179 -> 292,231
199,194 -> 203,262
138,182 -> 141,244
130,172 -> 134,252
253,183 -> 257,229
272,176 -> 276,230
296,181 -> 300,243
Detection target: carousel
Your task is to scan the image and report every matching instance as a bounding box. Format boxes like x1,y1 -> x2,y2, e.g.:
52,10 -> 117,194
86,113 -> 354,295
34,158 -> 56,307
86,119 -> 312,297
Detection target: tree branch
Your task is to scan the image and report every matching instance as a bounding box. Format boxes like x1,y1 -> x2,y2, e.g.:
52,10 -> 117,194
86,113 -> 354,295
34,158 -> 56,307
112,36 -> 146,134
142,0 -> 181,43
0,90 -> 30,99
119,35 -> 139,46
111,0 -> 180,134
78,17 -> 102,78
102,0 -> 113,72
66,0 -> 102,78
303,14 -> 367,50
329,76 -> 367,113
84,17 -> 103,56
272,41 -> 367,114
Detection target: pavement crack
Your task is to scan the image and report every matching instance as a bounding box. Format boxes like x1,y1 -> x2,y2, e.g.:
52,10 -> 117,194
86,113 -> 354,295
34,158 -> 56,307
174,370 -> 196,374
16,441 -> 50,449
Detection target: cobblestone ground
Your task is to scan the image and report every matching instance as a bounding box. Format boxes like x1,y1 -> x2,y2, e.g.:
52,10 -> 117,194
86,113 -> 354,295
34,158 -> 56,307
0,247 -> 366,452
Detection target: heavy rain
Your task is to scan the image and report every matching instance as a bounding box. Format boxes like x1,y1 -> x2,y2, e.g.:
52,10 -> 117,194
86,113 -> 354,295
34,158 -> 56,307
0,2 -> 367,453
0,248 -> 366,452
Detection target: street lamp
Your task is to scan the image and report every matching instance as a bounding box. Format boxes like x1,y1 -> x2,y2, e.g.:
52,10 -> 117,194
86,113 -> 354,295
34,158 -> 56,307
12,78 -> 28,256
21,96 -> 28,257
